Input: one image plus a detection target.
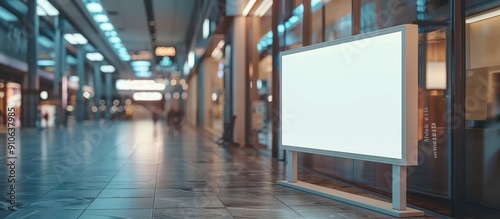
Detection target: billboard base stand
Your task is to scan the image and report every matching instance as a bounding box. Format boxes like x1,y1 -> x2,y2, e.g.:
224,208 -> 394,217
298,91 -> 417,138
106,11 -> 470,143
277,180 -> 424,217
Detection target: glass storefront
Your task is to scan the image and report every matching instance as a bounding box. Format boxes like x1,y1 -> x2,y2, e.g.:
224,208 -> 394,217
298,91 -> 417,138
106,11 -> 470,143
465,6 -> 500,214
245,0 -> 500,217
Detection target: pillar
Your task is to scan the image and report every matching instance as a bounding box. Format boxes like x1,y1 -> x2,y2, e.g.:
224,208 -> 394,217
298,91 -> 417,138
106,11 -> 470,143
93,63 -> 102,121
54,15 -> 65,127
203,58 -> 215,130
249,16 -> 261,146
21,0 -> 40,128
76,47 -> 85,123
271,0 -> 281,157
231,16 -> 249,145
105,72 -> 112,120
450,0 -> 466,217
197,63 -> 204,128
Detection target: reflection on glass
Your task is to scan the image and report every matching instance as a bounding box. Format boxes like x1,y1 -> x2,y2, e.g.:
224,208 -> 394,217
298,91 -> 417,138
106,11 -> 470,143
465,12 -> 500,211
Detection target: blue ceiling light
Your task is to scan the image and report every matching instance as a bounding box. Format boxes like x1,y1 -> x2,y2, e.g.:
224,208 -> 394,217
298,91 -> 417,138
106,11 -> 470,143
38,0 -> 59,16
257,1 -> 322,52
160,57 -> 173,67
38,60 -> 55,66
119,55 -> 130,61
266,38 -> 272,45
105,31 -> 117,37
278,24 -> 285,33
0,6 -> 18,21
99,22 -> 113,31
135,71 -> 153,78
131,61 -> 151,67
86,2 -> 103,13
93,14 -> 108,22
83,0 -> 130,62
38,36 -> 54,48
64,33 -> 88,45
289,15 -> 300,24
86,52 -> 104,61
100,65 -> 116,73
109,36 -> 121,43
133,66 -> 150,72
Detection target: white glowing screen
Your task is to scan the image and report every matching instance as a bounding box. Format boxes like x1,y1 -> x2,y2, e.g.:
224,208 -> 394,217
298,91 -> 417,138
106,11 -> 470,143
281,31 -> 404,160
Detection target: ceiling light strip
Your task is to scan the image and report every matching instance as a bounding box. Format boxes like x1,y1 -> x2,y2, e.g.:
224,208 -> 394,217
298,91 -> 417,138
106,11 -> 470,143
242,0 -> 257,16
466,8 -> 500,23
82,0 -> 130,61
254,0 -> 272,17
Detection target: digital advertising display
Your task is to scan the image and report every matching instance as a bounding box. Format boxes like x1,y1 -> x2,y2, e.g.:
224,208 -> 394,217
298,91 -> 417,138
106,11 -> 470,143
280,25 -> 418,165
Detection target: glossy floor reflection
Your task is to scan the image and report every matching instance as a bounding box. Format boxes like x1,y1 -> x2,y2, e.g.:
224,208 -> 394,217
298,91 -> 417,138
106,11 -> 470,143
1,121 -> 436,218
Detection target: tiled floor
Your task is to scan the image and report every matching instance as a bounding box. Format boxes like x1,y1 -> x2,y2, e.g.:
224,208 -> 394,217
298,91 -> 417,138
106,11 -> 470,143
0,121 -> 437,218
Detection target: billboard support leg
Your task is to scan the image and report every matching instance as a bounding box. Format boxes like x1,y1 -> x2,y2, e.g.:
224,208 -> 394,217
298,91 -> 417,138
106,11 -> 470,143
392,165 -> 407,210
286,150 -> 297,183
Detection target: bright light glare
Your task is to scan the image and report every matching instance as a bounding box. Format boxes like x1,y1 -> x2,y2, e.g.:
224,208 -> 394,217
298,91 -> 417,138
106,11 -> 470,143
38,60 -> 55,66
203,19 -> 210,39
133,92 -> 162,101
64,34 -> 77,44
135,71 -> 153,78
40,91 -> 48,100
86,2 -> 103,13
131,61 -> 151,67
211,93 -> 217,101
242,0 -> 257,16
188,51 -> 195,68
37,6 -> 47,16
99,22 -> 113,31
100,65 -> 115,73
133,66 -> 150,72
83,91 -> 91,99
38,0 -> 59,16
93,14 -> 108,22
257,79 -> 263,89
116,79 -> 166,91
255,0 -> 272,17
86,52 -> 104,61
73,33 -> 88,44
466,8 -> 500,23
109,36 -> 121,43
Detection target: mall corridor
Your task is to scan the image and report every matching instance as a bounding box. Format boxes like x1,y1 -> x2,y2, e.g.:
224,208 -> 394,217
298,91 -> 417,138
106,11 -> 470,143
0,121 -> 434,219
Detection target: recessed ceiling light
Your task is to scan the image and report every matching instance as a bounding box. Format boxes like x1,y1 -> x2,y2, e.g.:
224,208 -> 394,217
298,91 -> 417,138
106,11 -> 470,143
99,23 -> 114,31
109,36 -> 121,43
93,14 -> 109,22
100,65 -> 115,73
86,2 -> 103,13
86,52 -> 104,61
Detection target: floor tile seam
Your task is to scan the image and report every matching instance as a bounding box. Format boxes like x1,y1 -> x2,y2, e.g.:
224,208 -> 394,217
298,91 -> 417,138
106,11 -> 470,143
268,191 -> 310,218
80,142 -> 145,215
152,127 -> 163,219
224,206 -> 306,219
18,170 -> 81,209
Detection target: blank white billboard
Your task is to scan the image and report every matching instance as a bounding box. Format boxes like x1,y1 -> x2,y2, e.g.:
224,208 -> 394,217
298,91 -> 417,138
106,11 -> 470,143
280,25 -> 418,165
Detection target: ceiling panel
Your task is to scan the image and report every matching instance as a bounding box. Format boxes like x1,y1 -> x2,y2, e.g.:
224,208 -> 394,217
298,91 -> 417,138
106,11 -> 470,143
101,0 -> 151,52
153,0 -> 197,46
